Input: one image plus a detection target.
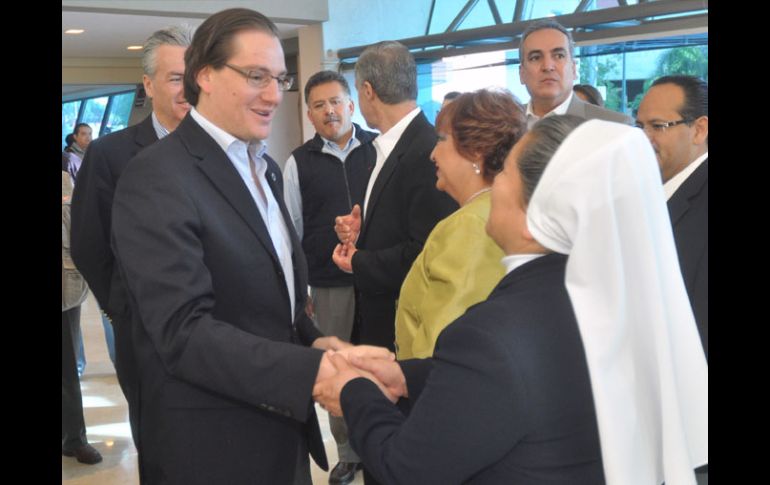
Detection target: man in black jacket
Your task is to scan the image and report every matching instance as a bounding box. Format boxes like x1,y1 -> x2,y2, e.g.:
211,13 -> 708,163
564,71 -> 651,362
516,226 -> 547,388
636,75 -> 708,359
70,24 -> 193,459
332,40 -> 458,485
637,75 -> 708,485
284,70 -> 376,485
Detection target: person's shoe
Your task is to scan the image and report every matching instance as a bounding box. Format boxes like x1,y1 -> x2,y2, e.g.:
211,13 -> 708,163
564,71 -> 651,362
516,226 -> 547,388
62,443 -> 103,465
328,461 -> 362,485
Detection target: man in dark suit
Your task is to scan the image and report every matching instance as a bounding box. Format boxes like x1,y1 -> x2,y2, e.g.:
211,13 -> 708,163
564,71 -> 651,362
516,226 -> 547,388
518,19 -> 632,129
331,40 -> 457,485
637,75 -> 708,357
332,41 -> 457,351
70,25 -> 193,455
110,9 -> 383,484
636,74 -> 708,484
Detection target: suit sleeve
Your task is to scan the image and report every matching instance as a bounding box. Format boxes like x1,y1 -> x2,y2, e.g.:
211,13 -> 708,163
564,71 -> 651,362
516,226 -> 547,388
70,138 -> 118,314
352,145 -> 456,295
112,156 -> 323,422
340,321 -> 527,484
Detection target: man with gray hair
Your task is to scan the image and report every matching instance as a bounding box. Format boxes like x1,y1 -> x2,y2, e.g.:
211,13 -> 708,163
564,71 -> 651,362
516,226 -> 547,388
331,41 -> 457,483
70,24 -> 193,460
518,18 -> 631,128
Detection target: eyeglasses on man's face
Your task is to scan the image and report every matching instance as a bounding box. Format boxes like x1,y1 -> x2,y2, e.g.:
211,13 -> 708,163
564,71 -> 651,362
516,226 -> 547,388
634,118 -> 693,134
224,64 -> 294,92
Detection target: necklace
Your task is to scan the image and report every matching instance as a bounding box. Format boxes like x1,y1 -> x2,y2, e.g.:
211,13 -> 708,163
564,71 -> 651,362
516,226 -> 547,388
463,187 -> 491,206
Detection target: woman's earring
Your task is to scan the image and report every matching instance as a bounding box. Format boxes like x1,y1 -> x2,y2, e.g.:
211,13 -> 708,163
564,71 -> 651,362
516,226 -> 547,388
472,163 -> 481,175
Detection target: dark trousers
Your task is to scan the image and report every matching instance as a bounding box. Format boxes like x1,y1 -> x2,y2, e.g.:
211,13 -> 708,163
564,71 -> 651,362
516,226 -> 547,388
111,313 -> 141,450
62,306 -> 87,451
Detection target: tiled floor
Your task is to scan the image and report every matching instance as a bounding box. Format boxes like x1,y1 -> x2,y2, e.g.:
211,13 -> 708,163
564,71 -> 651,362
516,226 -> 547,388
63,293 -> 364,484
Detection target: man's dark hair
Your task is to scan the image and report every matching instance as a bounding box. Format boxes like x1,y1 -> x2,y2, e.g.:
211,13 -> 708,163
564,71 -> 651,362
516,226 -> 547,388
184,8 -> 280,106
304,70 -> 351,104
443,91 -> 461,102
73,123 -> 91,136
573,84 -> 604,107
651,75 -> 708,121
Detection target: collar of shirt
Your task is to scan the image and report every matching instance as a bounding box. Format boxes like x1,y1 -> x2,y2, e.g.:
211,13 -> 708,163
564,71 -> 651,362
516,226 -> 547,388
526,91 -> 574,128
320,124 -> 361,162
663,151 -> 708,200
151,111 -> 171,139
190,107 -> 267,173
372,107 -> 422,164
501,253 -> 545,275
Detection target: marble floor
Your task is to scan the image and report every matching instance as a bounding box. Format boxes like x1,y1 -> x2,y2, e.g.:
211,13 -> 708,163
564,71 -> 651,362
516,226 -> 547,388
62,293 -> 364,485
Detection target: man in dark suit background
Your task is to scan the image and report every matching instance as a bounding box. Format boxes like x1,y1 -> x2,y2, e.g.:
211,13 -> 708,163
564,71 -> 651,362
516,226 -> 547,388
637,74 -> 708,485
332,40 -> 457,352
637,75 -> 708,358
331,40 -> 457,485
70,25 -> 193,455
109,9 -> 385,484
518,19 -> 632,129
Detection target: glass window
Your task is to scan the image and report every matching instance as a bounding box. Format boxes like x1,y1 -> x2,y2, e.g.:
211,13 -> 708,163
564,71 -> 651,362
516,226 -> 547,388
62,100 -> 82,149
79,96 -> 109,141
399,36 -> 708,124
102,91 -> 136,136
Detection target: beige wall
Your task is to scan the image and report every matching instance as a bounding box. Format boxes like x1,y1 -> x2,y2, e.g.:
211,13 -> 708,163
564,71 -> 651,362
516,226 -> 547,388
62,58 -> 144,85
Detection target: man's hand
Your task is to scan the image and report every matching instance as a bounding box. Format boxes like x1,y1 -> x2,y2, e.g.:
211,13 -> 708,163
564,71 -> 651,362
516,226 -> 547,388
332,242 -> 357,273
335,345 -> 395,363
313,354 -> 398,416
334,204 -> 362,244
312,336 -> 353,352
349,354 -> 408,399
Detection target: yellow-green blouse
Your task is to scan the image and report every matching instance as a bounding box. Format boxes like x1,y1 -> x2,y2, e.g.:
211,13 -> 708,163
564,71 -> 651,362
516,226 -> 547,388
395,191 -> 505,359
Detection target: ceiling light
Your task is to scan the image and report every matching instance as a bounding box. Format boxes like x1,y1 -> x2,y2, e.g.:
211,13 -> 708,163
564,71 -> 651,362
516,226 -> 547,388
127,45 -> 143,51
65,29 -> 85,35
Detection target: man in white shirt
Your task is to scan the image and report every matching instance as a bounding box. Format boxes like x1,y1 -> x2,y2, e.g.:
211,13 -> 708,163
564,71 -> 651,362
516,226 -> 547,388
109,9 -> 387,485
518,19 -> 631,129
636,74 -> 708,485
331,41 -> 457,485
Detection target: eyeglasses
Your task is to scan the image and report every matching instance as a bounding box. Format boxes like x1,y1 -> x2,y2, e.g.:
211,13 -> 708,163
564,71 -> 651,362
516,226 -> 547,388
634,118 -> 693,134
224,64 -> 294,91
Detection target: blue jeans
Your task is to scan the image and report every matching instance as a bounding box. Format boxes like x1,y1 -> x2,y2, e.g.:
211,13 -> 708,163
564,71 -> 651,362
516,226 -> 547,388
74,311 -> 116,376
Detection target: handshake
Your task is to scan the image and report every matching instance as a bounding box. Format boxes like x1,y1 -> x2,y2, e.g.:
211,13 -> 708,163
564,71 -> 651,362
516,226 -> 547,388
311,336 -> 407,417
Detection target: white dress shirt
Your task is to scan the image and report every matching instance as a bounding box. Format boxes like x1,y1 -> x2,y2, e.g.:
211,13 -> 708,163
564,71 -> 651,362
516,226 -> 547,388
526,91 -> 574,130
663,152 -> 708,200
363,107 -> 422,218
190,108 -> 295,317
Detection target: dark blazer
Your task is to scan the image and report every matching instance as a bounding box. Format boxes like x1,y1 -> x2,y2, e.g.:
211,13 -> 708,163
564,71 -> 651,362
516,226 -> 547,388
71,114 -> 158,319
351,111 -> 457,349
668,159 -> 708,359
111,113 -> 328,484
69,115 -> 157,449
566,95 -> 633,125
341,254 -> 605,485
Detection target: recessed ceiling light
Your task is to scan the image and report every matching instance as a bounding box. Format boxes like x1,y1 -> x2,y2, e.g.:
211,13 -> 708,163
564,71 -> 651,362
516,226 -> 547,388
127,45 -> 143,50
65,29 -> 85,35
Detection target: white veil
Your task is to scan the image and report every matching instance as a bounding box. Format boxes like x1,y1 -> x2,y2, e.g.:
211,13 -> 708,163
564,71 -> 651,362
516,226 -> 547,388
526,119 -> 708,485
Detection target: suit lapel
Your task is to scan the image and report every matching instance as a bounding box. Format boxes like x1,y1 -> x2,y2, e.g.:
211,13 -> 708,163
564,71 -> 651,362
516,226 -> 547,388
134,115 -> 159,149
178,116 -> 282,266
361,112 -> 430,240
667,159 -> 708,227
263,158 -> 310,320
